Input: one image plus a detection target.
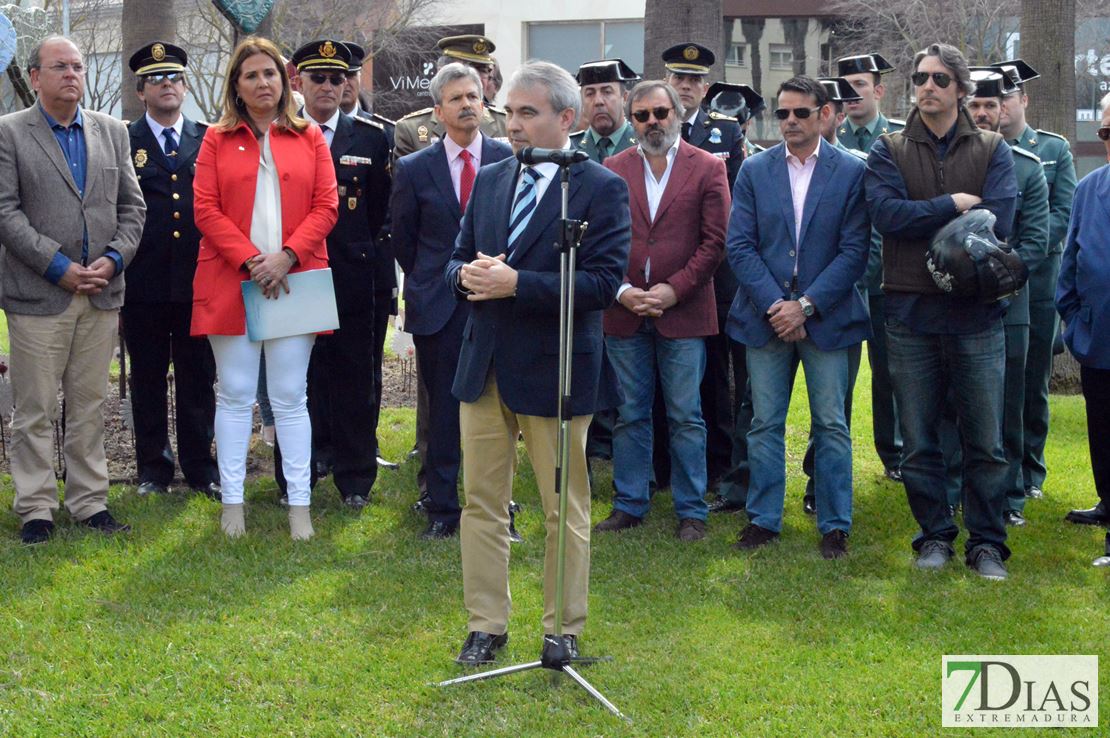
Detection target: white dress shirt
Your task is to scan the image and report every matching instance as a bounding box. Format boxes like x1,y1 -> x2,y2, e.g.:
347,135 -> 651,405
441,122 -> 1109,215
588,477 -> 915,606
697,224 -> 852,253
443,133 -> 484,202
617,138 -> 680,298
785,142 -> 820,275
250,129 -> 284,255
513,137 -> 572,205
145,112 -> 183,154
305,108 -> 341,148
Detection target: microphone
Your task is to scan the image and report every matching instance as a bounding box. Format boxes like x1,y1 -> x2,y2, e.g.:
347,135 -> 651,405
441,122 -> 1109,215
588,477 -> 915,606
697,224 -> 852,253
516,147 -> 589,166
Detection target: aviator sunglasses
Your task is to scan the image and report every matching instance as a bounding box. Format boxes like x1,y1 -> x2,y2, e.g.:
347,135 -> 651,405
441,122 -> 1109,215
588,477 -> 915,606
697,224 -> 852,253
911,71 -> 953,88
143,72 -> 184,85
773,106 -> 821,120
308,72 -> 346,86
631,106 -> 673,123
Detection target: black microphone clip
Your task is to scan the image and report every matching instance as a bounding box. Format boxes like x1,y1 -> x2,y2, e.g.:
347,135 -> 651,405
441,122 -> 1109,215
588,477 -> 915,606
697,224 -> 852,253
516,147 -> 590,167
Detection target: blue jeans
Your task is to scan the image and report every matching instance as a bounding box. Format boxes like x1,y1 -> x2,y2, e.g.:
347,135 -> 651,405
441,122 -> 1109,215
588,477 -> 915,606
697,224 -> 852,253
746,336 -> 854,535
607,322 -> 708,521
886,317 -> 1009,558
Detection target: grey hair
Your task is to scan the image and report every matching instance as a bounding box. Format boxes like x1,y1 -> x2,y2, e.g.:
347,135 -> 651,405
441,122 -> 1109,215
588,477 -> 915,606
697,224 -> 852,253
913,43 -> 975,98
505,61 -> 582,121
1099,92 -> 1110,116
625,80 -> 685,121
429,62 -> 482,105
28,35 -> 81,73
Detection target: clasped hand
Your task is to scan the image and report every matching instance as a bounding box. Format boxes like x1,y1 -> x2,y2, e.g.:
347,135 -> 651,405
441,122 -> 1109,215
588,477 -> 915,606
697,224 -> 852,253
58,256 -> 115,295
619,283 -> 678,318
247,251 -> 294,300
459,252 -> 517,300
768,300 -> 807,343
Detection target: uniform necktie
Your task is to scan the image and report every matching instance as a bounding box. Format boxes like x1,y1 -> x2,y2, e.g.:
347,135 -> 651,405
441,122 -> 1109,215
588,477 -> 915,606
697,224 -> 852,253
459,149 -> 475,213
507,167 -> 539,253
597,136 -> 612,163
162,128 -> 179,169
682,121 -> 693,142
856,126 -> 869,152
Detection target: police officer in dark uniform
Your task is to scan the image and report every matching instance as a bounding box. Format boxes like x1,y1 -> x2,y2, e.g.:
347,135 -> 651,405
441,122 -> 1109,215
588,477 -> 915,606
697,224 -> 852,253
274,39 -> 391,508
341,41 -> 396,151
124,42 -> 219,499
656,42 -> 744,493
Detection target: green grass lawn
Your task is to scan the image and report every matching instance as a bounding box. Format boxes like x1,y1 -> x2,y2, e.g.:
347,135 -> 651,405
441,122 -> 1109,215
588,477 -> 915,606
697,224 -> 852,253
0,355 -> 1105,737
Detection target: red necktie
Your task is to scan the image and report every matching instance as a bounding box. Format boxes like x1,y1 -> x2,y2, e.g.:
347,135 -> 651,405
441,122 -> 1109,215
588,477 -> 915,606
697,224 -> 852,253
459,149 -> 476,213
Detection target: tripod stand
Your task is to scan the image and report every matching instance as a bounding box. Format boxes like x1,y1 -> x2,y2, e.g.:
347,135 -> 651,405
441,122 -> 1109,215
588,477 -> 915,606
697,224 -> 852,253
437,156 -> 628,722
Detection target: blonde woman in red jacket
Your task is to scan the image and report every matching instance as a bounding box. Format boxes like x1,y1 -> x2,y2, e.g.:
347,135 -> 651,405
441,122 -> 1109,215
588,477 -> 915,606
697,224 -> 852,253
191,37 -> 338,539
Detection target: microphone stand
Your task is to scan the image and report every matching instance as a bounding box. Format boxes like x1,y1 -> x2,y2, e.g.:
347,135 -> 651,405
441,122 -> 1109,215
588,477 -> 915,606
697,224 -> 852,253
437,158 -> 628,722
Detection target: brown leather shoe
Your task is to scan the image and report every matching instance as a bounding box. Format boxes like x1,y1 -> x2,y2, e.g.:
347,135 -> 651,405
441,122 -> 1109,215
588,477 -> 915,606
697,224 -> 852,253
733,523 -> 779,550
819,529 -> 848,559
593,509 -> 643,532
676,518 -> 706,541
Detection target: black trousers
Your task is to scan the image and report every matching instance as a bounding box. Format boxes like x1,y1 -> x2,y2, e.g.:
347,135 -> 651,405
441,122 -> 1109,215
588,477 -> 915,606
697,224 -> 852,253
372,291 -> 392,462
412,306 -> 467,524
1081,365 -> 1110,507
276,309 -> 377,499
121,300 -> 217,487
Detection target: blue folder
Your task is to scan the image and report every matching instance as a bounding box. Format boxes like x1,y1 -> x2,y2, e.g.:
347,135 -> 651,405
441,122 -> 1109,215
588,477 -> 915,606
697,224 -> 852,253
241,268 -> 340,341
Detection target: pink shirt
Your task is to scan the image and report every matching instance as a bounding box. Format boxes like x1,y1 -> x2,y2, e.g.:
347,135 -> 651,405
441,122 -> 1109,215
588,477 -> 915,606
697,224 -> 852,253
443,134 -> 484,202
785,143 -> 820,274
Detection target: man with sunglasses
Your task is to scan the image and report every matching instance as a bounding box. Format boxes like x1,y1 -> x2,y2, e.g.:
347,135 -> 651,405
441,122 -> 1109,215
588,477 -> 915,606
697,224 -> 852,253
835,53 -> 906,484
593,80 -> 729,541
339,42 -> 395,149
123,42 -> 219,501
965,69 -> 1050,530
866,43 -> 1017,579
988,61 -> 1079,514
728,76 -> 870,559
270,40 -> 392,510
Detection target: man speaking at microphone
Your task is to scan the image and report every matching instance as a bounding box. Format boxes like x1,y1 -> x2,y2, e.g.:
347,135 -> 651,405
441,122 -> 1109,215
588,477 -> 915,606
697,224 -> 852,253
445,61 -> 631,666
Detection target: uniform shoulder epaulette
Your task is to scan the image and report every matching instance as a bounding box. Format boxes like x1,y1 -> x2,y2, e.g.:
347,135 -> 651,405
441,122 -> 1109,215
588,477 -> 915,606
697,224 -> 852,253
707,111 -> 738,123
569,129 -> 586,140
195,120 -> 210,128
371,113 -> 395,126
749,142 -> 766,153
1034,129 -> 1066,142
1012,145 -> 1041,163
887,118 -> 906,127
398,107 -> 433,121
486,104 -> 506,117
353,115 -> 384,131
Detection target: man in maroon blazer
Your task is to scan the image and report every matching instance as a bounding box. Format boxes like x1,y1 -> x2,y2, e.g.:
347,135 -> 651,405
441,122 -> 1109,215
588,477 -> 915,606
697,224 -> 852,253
594,80 -> 730,541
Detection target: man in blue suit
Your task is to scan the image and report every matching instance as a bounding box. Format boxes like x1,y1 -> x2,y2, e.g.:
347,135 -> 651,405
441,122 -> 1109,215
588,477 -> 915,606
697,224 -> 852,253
445,61 -> 630,666
727,76 -> 871,559
391,63 -> 513,539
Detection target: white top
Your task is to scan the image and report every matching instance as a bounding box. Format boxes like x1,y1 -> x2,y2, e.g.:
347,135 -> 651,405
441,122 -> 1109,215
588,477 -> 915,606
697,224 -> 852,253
513,138 -> 572,206
250,130 -> 284,255
617,137 -> 680,298
444,133 -> 484,202
145,112 -> 183,152
785,143 -> 820,274
305,108 -> 341,148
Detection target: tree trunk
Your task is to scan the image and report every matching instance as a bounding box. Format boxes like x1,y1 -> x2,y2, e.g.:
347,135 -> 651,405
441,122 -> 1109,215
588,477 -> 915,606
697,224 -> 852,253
120,0 -> 176,121
643,0 -> 722,81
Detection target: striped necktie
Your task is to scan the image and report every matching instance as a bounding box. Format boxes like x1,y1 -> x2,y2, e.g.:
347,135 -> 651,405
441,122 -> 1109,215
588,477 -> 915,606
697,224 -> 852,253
507,167 -> 540,253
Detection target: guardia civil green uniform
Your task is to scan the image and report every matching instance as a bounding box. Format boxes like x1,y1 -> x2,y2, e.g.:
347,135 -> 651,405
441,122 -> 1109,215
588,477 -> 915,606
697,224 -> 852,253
569,58 -> 641,165
569,121 -> 636,163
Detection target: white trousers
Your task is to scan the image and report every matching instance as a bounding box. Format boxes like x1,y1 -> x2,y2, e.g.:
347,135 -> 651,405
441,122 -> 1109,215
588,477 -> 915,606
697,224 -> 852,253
209,333 -> 315,505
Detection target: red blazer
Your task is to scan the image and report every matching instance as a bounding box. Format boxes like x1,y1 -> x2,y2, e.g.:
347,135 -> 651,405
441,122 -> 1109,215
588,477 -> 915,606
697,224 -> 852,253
190,121 -> 338,336
603,139 -> 730,338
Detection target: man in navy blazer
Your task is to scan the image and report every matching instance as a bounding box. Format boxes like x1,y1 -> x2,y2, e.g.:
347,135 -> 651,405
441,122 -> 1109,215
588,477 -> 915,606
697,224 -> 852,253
1057,94 -> 1110,557
391,63 -> 513,540
727,76 -> 870,559
444,61 -> 630,666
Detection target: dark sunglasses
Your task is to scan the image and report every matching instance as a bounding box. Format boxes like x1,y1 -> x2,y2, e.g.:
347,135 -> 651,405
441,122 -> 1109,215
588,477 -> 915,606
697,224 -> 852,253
143,72 -> 183,85
631,106 -> 673,123
1098,126 -> 1110,141
308,72 -> 346,86
911,71 -> 953,88
773,106 -> 821,120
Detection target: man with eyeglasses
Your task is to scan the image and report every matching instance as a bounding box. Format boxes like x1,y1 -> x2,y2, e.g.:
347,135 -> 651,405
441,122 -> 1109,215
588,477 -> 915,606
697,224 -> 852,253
835,53 -> 906,484
965,69 -> 1050,529
1056,92 -> 1110,565
593,80 -> 729,541
0,36 -> 145,544
727,76 -> 870,559
270,39 -> 392,510
123,42 -> 219,501
866,43 -> 1017,579
986,61 -> 1079,514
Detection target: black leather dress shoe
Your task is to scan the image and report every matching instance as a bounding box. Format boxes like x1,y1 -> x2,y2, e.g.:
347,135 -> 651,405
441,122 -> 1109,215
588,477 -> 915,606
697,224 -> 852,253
593,509 -> 643,532
21,519 -> 55,545
541,634 -> 579,667
192,482 -> 222,501
137,481 -> 167,496
508,505 -> 523,543
1003,510 -> 1026,527
455,631 -> 508,666
708,496 -> 745,514
343,494 -> 369,510
1066,501 -> 1110,526
421,520 -> 458,539
81,510 -> 131,535
411,493 -> 430,513
802,494 -> 816,515
884,467 -> 904,483
1024,485 -> 1044,499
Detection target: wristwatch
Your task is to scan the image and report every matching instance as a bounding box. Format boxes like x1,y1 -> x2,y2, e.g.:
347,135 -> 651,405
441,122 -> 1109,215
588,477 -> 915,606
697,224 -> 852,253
798,295 -> 815,318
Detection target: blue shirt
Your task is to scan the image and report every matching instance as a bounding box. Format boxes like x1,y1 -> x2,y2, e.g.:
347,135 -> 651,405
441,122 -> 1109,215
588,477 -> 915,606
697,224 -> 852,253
39,105 -> 123,284
867,118 -> 1017,334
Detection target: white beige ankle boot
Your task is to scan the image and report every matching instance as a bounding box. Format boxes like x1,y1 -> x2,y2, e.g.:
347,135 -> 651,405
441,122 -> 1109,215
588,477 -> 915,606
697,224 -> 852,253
221,503 -> 245,538
289,505 -> 314,540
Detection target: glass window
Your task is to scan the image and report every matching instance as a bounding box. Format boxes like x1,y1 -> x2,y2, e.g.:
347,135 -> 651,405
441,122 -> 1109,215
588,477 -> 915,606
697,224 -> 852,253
604,21 -> 645,73
527,21 -> 644,76
770,43 -> 793,71
727,43 -> 747,67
